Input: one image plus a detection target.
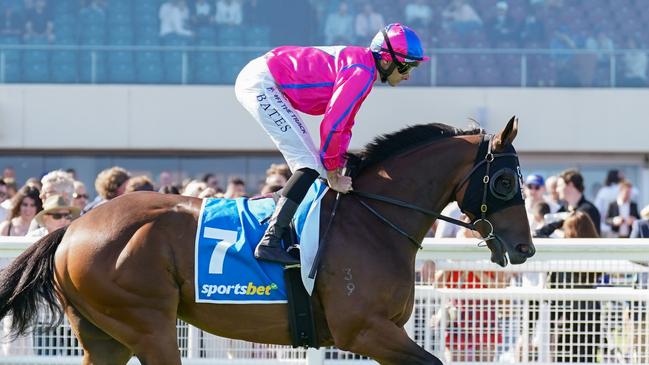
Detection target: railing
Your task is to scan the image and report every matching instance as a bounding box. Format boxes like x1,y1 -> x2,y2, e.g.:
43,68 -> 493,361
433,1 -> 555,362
0,44 -> 645,87
1,237 -> 648,364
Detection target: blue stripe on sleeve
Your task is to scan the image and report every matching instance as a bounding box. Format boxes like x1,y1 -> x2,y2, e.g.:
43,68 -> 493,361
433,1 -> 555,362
279,82 -> 334,89
320,64 -> 375,168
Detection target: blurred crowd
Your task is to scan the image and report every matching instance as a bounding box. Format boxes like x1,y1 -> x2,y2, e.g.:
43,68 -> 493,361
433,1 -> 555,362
1,0 -> 647,86
431,167 -> 649,239
2,162 -> 646,239
0,162 -> 292,238
420,167 -> 648,363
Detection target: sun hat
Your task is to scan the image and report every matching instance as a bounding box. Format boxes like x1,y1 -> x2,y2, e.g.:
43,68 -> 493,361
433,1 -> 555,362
34,194 -> 80,225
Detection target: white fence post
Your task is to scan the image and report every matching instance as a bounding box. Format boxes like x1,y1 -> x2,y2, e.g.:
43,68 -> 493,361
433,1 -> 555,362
306,348 -> 325,365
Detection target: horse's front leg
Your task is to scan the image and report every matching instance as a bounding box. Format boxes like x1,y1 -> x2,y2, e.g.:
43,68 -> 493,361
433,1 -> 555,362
334,319 -> 444,365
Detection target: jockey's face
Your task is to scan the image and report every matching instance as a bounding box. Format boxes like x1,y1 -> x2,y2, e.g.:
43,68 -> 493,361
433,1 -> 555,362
381,60 -> 411,87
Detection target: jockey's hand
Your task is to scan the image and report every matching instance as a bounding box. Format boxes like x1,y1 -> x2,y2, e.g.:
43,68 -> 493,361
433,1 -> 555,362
326,169 -> 353,194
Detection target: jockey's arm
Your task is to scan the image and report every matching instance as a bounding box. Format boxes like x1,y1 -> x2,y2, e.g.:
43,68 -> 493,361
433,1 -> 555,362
319,65 -> 374,172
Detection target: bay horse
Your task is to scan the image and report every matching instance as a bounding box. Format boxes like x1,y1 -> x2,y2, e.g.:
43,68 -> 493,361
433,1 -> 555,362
1,117 -> 535,365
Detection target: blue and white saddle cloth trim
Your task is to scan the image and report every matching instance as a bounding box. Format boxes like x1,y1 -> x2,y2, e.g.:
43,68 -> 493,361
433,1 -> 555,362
194,180 -> 328,304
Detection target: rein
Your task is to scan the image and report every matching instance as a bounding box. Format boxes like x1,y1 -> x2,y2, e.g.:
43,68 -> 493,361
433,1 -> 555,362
349,135 -> 519,248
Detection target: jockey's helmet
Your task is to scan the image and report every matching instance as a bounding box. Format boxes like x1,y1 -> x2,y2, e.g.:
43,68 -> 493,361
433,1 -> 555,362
370,23 -> 429,74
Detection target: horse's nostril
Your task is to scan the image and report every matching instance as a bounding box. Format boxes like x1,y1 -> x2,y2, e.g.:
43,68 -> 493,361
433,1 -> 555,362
517,244 -> 535,257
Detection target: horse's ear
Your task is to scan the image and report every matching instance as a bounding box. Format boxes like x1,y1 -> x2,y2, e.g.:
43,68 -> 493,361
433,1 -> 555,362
493,116 -> 518,151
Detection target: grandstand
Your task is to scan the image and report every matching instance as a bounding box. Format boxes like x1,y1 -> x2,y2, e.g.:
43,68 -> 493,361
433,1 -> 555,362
0,0 -> 648,86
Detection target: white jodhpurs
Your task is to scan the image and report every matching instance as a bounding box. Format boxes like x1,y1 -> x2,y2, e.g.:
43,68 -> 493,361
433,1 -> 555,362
235,56 -> 327,177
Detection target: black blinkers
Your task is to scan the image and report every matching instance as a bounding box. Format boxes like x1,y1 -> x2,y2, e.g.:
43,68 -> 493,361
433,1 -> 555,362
489,167 -> 520,201
459,135 -> 525,220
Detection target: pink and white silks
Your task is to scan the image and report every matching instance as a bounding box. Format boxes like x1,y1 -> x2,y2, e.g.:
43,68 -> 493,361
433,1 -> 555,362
235,46 -> 377,176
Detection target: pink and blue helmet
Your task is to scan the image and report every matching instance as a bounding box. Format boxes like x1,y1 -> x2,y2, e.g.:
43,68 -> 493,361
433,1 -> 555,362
370,23 -> 430,64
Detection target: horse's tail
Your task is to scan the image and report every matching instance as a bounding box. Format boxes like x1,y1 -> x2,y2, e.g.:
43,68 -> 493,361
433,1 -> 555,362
0,227 -> 67,339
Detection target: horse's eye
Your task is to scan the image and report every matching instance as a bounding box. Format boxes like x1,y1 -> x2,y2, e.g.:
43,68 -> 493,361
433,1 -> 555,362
489,168 -> 518,200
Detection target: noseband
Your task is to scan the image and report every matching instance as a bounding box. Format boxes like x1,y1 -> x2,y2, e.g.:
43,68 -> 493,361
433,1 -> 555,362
350,134 -> 522,248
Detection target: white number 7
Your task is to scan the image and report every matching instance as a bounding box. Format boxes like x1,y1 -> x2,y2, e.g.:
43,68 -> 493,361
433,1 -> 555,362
204,227 -> 238,274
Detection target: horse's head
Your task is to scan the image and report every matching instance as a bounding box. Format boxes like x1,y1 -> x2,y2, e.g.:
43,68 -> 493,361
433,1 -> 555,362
456,116 -> 536,266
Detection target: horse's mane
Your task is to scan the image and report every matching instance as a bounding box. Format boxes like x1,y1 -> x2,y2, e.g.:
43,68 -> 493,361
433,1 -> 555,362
347,123 -> 483,173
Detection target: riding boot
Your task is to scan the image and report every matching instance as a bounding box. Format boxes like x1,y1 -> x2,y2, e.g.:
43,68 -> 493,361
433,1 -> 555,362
254,196 -> 300,264
254,167 -> 320,265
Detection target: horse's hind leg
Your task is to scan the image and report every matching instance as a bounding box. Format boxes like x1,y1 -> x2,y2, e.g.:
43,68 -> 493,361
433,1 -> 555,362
132,320 -> 182,365
338,320 -> 443,365
65,305 -> 132,365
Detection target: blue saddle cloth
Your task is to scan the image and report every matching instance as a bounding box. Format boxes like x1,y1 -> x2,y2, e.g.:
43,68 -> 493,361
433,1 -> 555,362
194,181 -> 328,304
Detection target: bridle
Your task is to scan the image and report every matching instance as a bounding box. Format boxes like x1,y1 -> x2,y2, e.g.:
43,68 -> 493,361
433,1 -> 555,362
308,134 -> 522,278
349,134 -> 522,248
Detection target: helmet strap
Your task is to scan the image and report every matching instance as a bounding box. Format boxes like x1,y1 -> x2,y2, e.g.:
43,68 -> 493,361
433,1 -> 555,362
375,57 -> 396,83
381,29 -> 408,70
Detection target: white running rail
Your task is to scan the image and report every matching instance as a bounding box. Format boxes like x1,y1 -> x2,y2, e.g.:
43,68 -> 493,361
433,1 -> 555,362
1,237 -> 648,365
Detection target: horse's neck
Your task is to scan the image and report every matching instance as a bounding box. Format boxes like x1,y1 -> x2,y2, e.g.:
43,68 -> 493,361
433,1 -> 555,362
356,136 -> 479,241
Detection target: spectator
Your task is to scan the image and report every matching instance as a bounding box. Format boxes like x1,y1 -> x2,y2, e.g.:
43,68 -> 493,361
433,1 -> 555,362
65,168 -> 77,180
214,0 -> 242,26
0,179 -> 8,222
323,1 -> 354,45
202,173 -> 220,191
2,166 -> 15,180
181,180 -> 207,197
524,174 -> 559,228
486,1 -> 519,45
530,201 -> 550,231
191,0 -> 212,27
594,169 -> 622,234
0,185 -> 42,236
585,30 -> 614,69
549,25 -> 578,86
83,166 -> 131,213
557,169 -> 601,235
355,2 -> 384,45
158,171 -> 174,189
224,177 -> 246,198
159,0 -> 193,38
434,202 -> 462,238
579,30 -> 613,86
159,184 -> 181,194
39,169 -> 75,202
1,178 -> 18,211
441,0 -> 482,36
265,163 -> 291,186
630,205 -> 649,238
549,210 -> 602,364
23,0 -> 53,43
404,0 -> 432,33
620,37 -> 648,87
563,210 -> 599,238
124,175 -> 156,193
24,177 -> 41,190
605,180 -> 639,238
260,183 -> 283,195
28,170 -> 75,232
0,7 -> 24,37
27,195 -> 80,238
198,187 -> 219,198
440,215 -> 507,362
520,1 -> 546,46
72,180 -> 89,211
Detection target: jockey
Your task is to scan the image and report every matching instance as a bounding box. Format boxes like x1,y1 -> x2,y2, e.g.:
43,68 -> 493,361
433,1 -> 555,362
235,23 -> 429,265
